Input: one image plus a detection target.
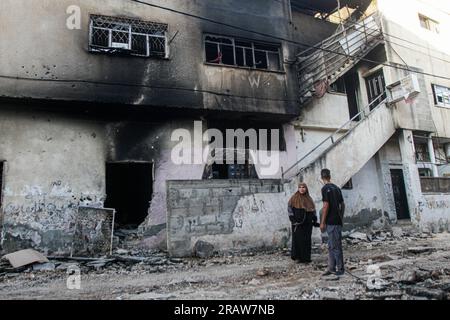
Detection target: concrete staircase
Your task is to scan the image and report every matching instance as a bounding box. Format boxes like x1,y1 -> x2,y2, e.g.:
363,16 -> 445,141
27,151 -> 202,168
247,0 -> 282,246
297,14 -> 383,106
283,99 -> 396,202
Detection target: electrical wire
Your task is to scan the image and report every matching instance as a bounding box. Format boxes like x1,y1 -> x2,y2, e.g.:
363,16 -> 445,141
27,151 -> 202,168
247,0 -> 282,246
128,0 -> 450,81
0,74 -> 298,103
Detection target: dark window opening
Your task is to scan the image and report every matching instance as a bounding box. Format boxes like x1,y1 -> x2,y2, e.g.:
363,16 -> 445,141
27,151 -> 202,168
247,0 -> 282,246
105,162 -> 153,229
330,77 -> 346,94
419,168 -> 432,177
205,34 -> 281,71
211,162 -> 258,179
365,69 -> 386,109
342,179 -> 353,190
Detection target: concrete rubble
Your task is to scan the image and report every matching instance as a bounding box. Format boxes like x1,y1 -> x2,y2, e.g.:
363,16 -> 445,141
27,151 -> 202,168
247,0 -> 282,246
0,229 -> 449,300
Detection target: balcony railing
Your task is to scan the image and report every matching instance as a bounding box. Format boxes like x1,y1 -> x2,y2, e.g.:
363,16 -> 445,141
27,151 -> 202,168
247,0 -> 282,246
421,177 -> 450,194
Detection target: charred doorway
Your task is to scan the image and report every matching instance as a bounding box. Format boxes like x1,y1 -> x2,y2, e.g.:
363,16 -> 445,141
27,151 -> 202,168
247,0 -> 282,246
344,73 -> 360,121
105,162 -> 153,229
390,169 -> 410,220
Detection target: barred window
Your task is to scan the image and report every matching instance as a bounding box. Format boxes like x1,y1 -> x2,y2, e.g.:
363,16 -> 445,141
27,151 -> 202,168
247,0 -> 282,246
432,84 -> 450,108
89,15 -> 168,58
204,35 -> 282,71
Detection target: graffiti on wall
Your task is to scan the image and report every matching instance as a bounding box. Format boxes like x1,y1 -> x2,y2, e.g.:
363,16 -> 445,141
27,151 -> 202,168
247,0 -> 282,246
3,181 -> 104,228
233,195 -> 268,229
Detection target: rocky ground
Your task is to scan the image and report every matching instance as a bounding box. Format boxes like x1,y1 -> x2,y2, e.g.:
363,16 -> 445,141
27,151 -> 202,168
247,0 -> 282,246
1,227 -> 450,300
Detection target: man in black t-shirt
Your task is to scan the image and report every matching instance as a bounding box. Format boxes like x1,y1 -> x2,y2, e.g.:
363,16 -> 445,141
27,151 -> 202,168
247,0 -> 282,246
319,169 -> 346,276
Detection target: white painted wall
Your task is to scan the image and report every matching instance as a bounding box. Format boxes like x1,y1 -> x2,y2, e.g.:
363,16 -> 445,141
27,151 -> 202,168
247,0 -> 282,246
378,0 -> 450,138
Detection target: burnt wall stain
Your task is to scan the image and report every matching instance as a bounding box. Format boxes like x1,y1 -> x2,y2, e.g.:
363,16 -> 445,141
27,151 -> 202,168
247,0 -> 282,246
343,209 -> 387,231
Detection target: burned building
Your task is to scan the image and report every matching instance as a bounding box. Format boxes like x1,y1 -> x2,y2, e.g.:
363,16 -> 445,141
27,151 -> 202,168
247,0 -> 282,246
0,0 -> 449,257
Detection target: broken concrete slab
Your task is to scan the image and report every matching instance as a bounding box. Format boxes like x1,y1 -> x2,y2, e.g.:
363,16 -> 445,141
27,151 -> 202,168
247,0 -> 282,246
366,277 -> 390,290
395,270 -> 418,284
2,249 -> 49,268
392,227 -> 404,238
407,246 -> 435,254
347,232 -> 368,241
32,262 -> 56,272
406,287 -> 447,300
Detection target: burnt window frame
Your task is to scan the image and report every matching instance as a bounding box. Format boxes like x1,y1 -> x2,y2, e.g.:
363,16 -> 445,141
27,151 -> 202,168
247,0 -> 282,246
89,14 -> 169,58
203,34 -> 283,72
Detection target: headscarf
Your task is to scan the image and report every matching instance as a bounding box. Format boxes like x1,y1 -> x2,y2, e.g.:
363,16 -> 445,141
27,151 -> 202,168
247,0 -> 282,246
288,183 -> 316,212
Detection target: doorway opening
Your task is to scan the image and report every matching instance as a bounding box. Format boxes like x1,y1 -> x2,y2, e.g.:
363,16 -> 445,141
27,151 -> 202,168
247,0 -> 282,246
105,162 -> 153,230
344,73 -> 360,121
390,169 -> 411,220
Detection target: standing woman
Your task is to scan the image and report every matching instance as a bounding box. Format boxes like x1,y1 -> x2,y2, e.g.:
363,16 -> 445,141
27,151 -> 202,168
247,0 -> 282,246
288,183 -> 319,263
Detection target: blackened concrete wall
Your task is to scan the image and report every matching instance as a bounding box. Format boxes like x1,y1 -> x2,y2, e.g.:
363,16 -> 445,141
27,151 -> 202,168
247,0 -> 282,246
0,105 -> 207,254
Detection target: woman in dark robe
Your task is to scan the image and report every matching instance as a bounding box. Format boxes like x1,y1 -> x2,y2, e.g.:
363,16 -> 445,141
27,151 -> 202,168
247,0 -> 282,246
288,183 -> 319,263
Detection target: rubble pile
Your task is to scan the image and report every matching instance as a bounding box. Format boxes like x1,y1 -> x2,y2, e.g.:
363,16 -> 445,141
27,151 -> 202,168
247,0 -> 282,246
0,227 -> 449,300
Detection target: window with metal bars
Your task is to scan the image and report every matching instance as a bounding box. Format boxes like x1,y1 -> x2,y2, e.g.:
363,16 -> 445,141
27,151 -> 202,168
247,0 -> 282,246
432,84 -> 450,108
89,15 -> 168,58
419,14 -> 440,34
204,34 -> 282,71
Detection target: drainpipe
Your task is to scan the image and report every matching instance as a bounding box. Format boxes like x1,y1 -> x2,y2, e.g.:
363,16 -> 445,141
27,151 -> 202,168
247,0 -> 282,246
428,134 -> 439,177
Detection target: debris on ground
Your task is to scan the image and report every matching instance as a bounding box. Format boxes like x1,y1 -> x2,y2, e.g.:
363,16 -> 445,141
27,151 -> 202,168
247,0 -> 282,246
0,229 -> 449,300
2,249 -> 49,268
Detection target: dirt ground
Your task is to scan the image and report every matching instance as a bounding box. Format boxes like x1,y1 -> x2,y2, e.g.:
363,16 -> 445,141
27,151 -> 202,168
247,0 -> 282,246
1,230 -> 450,300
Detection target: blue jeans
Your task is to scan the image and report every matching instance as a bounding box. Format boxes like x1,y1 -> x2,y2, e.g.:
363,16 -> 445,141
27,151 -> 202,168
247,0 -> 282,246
326,225 -> 344,273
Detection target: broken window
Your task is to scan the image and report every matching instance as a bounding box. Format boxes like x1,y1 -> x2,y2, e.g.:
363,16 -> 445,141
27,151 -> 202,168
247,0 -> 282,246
432,84 -> 450,108
89,15 -> 168,58
419,14 -> 440,34
415,143 -> 431,162
204,35 -> 282,71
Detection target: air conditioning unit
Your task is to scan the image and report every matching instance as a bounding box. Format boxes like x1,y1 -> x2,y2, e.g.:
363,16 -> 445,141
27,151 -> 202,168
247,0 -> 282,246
387,74 -> 421,104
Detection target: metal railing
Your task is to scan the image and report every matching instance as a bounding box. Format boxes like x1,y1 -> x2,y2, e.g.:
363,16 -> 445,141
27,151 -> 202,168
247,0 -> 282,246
421,177 -> 450,194
282,94 -> 387,180
297,14 -> 383,102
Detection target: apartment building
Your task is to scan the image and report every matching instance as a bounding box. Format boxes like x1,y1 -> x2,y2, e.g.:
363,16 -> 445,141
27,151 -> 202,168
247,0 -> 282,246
0,0 -> 448,257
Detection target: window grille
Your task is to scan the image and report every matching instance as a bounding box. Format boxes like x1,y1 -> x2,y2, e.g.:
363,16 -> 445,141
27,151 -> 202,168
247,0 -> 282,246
89,14 -> 168,58
204,34 -> 282,71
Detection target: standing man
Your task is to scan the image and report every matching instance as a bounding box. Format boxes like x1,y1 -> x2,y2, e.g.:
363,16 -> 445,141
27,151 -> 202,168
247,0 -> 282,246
319,169 -> 346,276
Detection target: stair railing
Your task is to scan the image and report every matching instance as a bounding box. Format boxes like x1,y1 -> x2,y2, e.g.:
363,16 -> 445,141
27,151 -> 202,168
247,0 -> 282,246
282,94 -> 388,180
